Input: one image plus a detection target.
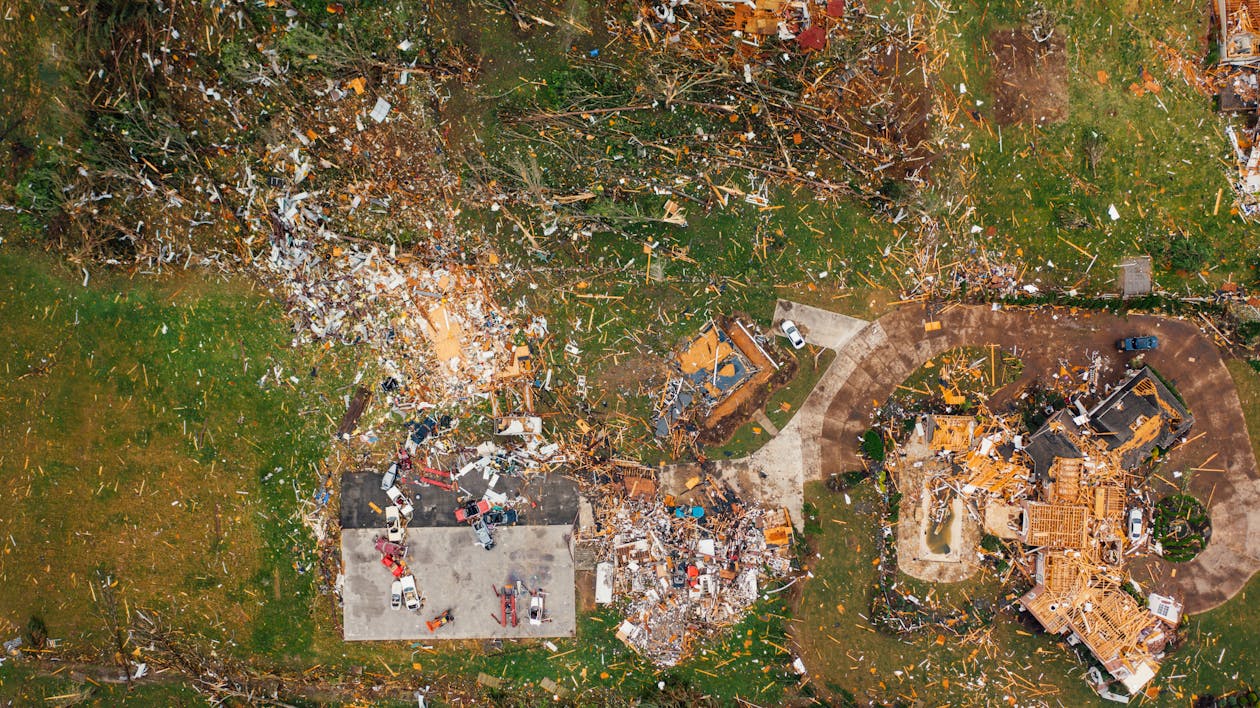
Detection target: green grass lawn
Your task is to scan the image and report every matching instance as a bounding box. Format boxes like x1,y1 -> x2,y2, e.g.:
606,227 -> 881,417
915,0 -> 1252,291
1162,575 -> 1260,701
0,240 -> 344,664
308,605 -> 797,705
1228,359 -> 1260,468
895,345 -> 1024,411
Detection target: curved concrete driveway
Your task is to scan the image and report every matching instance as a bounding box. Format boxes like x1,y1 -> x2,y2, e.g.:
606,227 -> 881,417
815,303 -> 1260,614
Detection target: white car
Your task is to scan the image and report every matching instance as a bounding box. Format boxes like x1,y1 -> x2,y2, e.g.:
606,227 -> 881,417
385,505 -> 404,543
528,591 -> 546,626
385,486 -> 414,519
780,319 -> 806,349
380,462 -> 399,491
1127,508 -> 1143,543
390,580 -> 402,610
400,574 -> 420,611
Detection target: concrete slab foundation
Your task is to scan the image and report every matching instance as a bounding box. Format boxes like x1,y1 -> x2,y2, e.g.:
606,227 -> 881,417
341,525 -> 576,640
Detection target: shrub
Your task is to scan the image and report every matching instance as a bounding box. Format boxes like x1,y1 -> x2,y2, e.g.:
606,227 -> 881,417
24,615 -> 47,649
1152,494 -> 1211,563
1237,321 -> 1260,346
861,429 -> 886,462
1161,232 -> 1214,273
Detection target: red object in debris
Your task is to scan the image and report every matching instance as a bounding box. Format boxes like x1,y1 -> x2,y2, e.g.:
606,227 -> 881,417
426,609 -> 454,632
454,499 -> 492,523
415,467 -> 456,491
392,563 -> 405,579
493,585 -> 519,627
375,536 -> 406,560
826,0 -> 845,18
381,556 -> 396,569
796,26 -> 827,51
687,565 -> 699,578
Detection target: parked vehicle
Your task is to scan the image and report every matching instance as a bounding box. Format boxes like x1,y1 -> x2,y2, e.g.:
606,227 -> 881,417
455,499 -> 491,523
485,508 -> 519,526
380,462 -> 399,491
780,319 -> 806,349
385,486 -> 414,519
400,574 -> 420,611
528,591 -> 547,626
390,580 -> 402,610
472,517 -> 495,550
386,505 -> 404,543
1117,336 -> 1158,352
1127,508 -> 1143,542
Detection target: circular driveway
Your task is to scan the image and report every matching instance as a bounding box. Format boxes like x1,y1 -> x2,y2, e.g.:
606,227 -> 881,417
817,303 -> 1260,614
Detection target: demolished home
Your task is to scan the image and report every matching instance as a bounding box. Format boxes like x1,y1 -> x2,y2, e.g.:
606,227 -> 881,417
911,367 -> 1191,695
1216,0 -> 1260,65
653,319 -> 779,440
578,469 -> 794,666
1226,125 -> 1260,217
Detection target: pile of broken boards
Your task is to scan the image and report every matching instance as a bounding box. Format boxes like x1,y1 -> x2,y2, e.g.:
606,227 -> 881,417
1213,0 -> 1260,216
260,231 -> 549,412
582,471 -> 794,666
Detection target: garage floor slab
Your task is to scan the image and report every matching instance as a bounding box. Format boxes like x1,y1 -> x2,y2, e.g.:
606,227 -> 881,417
341,526 -> 576,640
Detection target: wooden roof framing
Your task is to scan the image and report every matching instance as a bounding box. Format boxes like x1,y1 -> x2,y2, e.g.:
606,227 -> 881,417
1093,485 -> 1127,528
1047,456 -> 1083,503
961,451 -> 1028,497
1022,502 -> 1090,549
929,415 -> 977,452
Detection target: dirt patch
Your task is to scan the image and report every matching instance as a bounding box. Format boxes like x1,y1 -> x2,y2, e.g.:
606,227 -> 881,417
591,350 -> 664,394
987,28 -> 1068,126
574,569 -> 596,613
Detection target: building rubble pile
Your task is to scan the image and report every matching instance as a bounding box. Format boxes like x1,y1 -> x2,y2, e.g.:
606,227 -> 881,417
260,232 -> 530,407
1226,123 -> 1260,218
581,472 -> 794,667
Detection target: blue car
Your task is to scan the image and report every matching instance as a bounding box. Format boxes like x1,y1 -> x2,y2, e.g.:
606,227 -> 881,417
1117,336 -> 1158,352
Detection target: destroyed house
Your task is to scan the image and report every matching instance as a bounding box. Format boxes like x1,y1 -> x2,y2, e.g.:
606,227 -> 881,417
1086,368 -> 1193,469
655,319 -> 774,438
1021,571 -> 1166,693
1024,368 -> 1191,478
676,321 -> 757,400
1217,0 -> 1260,65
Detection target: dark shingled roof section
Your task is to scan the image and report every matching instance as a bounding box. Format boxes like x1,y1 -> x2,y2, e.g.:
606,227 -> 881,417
1087,367 -> 1194,468
1024,368 -> 1194,480
1024,409 -> 1084,481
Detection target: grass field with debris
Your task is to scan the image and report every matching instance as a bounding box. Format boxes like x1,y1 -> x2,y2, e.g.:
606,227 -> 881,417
2,0 -> 1260,703
0,238 -> 341,665
924,0 -> 1255,289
